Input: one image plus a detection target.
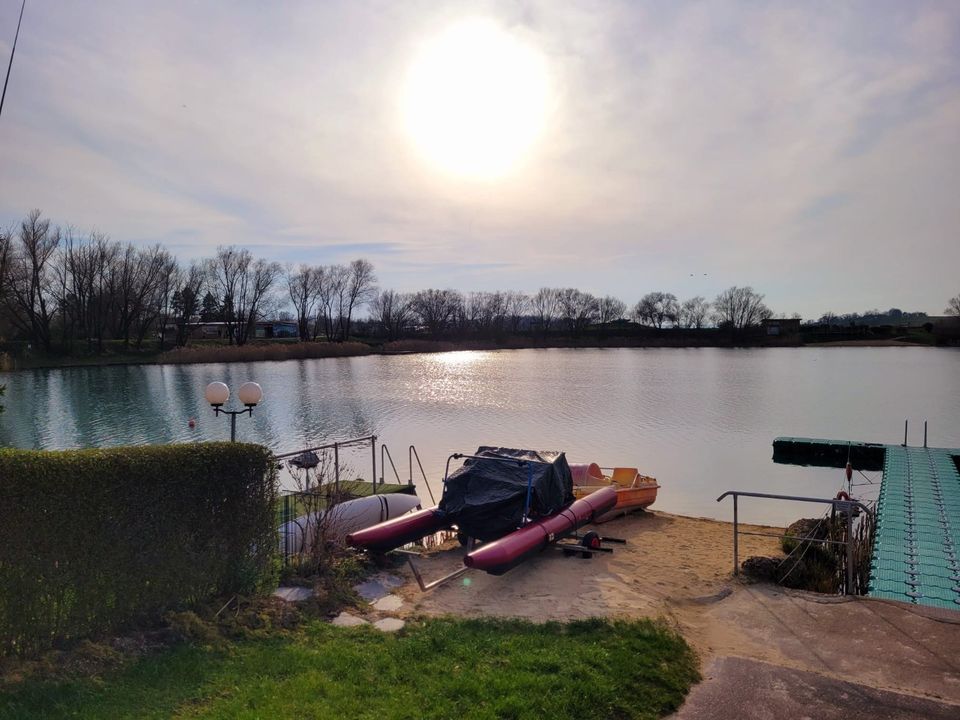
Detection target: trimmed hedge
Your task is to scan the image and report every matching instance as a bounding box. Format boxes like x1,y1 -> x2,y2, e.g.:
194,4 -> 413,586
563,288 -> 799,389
0,443 -> 277,656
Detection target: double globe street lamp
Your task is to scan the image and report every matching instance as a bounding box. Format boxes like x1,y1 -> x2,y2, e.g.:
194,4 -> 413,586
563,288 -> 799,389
204,381 -> 263,441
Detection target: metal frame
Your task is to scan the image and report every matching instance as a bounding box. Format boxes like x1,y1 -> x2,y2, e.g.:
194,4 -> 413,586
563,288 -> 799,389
392,545 -> 471,591
716,490 -> 873,594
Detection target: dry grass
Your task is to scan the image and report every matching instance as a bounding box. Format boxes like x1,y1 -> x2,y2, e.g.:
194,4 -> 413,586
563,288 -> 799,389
160,342 -> 372,364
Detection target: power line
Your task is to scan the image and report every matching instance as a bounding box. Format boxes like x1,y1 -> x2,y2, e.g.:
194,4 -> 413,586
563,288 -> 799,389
0,0 -> 26,122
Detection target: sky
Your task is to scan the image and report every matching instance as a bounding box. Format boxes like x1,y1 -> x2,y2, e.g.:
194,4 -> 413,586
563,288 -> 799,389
0,0 -> 958,319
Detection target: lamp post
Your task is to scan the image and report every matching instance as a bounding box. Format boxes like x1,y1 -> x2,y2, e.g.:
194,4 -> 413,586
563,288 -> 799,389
204,381 -> 263,442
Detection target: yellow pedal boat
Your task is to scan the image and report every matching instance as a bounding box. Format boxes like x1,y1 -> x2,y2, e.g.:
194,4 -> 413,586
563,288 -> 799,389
570,463 -> 659,523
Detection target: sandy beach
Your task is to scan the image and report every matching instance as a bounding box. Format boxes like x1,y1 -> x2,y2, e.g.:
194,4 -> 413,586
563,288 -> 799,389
397,510 -> 782,621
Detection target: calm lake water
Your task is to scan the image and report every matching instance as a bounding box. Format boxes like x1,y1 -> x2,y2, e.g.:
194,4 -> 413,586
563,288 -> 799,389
2,347 -> 958,524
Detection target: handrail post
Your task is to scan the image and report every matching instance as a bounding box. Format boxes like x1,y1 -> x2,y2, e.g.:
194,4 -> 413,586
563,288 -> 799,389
334,442 -> 340,496
733,494 -> 739,577
846,505 -> 854,594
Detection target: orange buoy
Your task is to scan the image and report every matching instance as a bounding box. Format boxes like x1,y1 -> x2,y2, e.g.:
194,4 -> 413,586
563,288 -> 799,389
845,461 -> 853,482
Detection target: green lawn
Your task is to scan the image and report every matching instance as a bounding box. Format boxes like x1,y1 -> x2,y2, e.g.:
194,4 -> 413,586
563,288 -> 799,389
0,617 -> 698,720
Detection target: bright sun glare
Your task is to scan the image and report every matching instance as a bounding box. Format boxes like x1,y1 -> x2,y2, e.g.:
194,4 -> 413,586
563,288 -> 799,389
403,19 -> 549,180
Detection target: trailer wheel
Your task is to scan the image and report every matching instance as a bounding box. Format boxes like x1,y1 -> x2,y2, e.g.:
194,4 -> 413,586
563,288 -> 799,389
456,532 -> 469,547
581,531 -> 601,559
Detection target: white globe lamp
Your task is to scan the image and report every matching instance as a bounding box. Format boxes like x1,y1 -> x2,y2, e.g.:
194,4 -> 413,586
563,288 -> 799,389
238,382 -> 263,407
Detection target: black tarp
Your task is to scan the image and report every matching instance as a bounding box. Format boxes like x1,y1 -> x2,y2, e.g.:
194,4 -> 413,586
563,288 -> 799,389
437,447 -> 575,541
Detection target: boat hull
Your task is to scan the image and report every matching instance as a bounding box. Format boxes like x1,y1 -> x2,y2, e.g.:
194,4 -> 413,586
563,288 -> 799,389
573,482 -> 659,522
463,486 -> 618,575
279,493 -> 422,553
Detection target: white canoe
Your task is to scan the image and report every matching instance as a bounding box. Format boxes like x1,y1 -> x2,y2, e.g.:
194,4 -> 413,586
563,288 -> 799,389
279,492 -> 421,554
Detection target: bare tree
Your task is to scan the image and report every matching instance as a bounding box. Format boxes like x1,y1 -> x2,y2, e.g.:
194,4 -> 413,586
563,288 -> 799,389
531,287 -> 558,335
712,286 -> 772,329
597,296 -> 626,325
679,296 -> 711,329
4,210 -> 60,352
208,247 -> 280,345
337,259 -> 376,341
410,289 -> 463,336
503,291 -> 529,334
370,289 -> 413,340
174,262 -> 205,347
945,294 -> 960,316
632,291 -> 679,329
287,264 -> 318,341
315,264 -> 347,342
556,288 -> 598,336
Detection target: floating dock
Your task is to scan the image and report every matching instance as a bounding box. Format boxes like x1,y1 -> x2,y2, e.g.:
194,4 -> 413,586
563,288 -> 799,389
773,437 -> 960,610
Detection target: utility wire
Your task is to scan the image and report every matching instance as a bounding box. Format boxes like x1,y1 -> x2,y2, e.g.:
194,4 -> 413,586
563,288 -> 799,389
0,0 -> 26,122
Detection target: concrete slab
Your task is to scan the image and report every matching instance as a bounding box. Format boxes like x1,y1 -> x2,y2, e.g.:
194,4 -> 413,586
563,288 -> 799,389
272,586 -> 314,602
372,594 -> 404,612
331,612 -> 368,628
673,656 -> 960,720
673,584 -> 960,704
373,618 -> 405,632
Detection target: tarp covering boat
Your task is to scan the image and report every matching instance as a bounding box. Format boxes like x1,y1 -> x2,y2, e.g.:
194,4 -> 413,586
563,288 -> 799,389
438,447 -> 575,542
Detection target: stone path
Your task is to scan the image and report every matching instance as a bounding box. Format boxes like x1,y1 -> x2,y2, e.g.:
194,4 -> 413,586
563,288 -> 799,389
273,572 -> 407,632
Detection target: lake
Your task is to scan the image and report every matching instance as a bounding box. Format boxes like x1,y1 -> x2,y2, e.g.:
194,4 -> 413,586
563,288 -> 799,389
2,347 -> 958,524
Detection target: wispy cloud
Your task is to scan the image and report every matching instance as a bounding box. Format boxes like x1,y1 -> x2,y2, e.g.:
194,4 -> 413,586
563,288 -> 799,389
0,0 -> 957,316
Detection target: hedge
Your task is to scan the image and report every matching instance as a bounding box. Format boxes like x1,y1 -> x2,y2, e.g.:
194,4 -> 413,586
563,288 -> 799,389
0,443 -> 277,656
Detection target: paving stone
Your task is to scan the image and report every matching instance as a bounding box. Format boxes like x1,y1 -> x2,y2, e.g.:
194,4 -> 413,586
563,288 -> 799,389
272,586 -> 314,602
331,612 -> 369,627
372,594 -> 404,612
353,573 -> 404,602
373,618 -> 405,632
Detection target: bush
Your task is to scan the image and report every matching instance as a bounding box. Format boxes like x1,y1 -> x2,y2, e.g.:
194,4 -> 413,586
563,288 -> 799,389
0,443 -> 278,657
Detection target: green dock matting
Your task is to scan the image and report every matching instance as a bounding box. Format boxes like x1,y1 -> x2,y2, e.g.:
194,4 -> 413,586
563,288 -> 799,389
870,445 -> 960,609
773,437 -> 960,610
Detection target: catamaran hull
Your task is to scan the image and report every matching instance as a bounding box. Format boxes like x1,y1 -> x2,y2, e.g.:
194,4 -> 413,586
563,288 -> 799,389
346,506 -> 452,554
463,486 -> 618,575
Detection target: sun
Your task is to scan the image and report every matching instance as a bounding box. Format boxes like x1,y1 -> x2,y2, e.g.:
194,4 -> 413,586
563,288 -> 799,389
402,19 -> 549,180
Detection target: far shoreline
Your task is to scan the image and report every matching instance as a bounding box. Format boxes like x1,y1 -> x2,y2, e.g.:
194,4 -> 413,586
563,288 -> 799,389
0,335 -> 947,373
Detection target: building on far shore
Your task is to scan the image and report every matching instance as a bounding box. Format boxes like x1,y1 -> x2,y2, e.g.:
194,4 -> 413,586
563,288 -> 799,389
761,318 -> 801,342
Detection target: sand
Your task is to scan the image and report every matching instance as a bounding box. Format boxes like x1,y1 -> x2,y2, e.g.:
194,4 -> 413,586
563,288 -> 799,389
397,510 -> 782,621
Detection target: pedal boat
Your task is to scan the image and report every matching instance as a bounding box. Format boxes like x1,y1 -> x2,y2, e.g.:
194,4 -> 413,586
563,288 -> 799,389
569,463 -> 659,523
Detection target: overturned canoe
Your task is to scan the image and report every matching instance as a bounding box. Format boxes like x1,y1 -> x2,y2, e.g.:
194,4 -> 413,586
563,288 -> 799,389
463,486 -> 617,575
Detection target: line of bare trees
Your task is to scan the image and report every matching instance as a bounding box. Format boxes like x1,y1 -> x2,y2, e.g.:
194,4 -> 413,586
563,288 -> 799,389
367,286 -> 773,340
1,209 -> 780,355
0,211 -> 379,352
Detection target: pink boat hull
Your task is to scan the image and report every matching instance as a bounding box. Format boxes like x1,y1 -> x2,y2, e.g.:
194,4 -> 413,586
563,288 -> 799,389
463,486 -> 618,575
346,507 -> 452,554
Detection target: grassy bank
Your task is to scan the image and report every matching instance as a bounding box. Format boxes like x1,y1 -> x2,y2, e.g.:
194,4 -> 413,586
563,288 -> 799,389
0,617 -> 698,720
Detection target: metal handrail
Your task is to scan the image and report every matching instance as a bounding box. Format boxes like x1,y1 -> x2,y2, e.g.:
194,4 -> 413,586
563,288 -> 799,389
380,444 -> 403,486
716,490 -> 873,595
409,445 -> 435,504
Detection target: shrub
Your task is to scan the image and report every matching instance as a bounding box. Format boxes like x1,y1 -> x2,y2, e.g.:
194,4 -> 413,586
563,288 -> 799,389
0,443 -> 277,656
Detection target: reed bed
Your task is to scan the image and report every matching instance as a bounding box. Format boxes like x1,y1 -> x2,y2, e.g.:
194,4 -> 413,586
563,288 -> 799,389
161,341 -> 373,365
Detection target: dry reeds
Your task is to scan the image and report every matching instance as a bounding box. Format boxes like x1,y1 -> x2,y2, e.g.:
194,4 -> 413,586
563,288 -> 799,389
160,341 -> 373,365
